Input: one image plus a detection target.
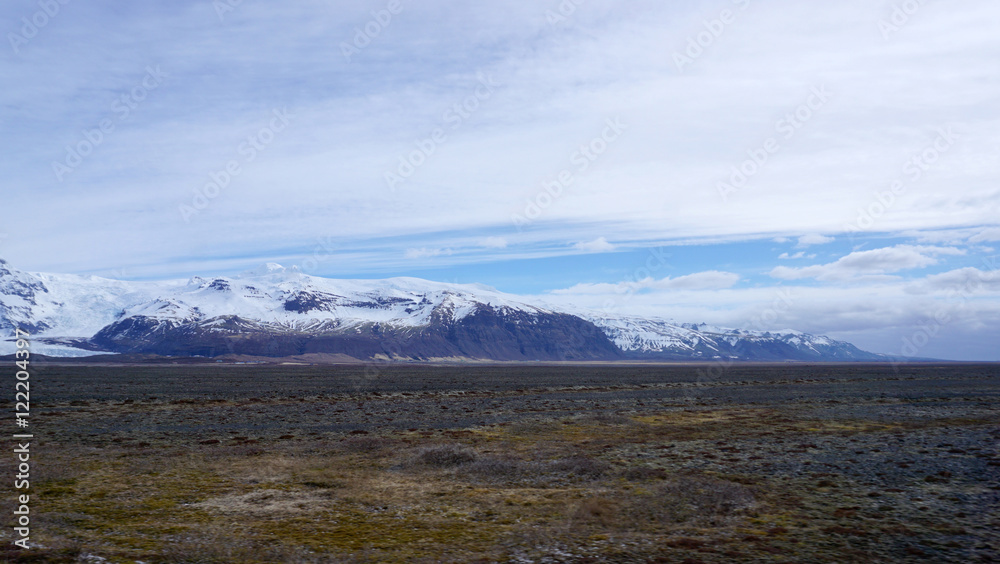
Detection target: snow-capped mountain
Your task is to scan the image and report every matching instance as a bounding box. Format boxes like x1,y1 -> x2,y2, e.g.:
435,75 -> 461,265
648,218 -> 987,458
579,313 -> 880,361
0,258 -> 884,361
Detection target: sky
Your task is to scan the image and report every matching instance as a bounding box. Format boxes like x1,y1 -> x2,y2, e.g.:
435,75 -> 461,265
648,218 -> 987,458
1,0 -> 998,360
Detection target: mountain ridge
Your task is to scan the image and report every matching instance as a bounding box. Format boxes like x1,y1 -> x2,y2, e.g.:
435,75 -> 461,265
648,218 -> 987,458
0,258 -> 887,362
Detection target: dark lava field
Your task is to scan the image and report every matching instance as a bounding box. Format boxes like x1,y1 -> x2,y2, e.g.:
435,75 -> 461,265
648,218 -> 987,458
3,362 -> 998,563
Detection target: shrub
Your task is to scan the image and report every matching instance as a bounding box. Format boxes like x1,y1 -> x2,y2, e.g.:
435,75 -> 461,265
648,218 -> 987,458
622,466 -> 668,481
458,455 -> 528,482
629,475 -> 755,526
547,455 -> 610,480
412,444 -> 478,467
572,497 -> 619,527
458,453 -> 612,485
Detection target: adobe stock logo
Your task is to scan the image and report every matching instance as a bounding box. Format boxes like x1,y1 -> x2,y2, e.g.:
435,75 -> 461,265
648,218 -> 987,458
544,0 -> 586,25
340,0 -> 404,63
891,255 -> 997,372
672,0 -> 752,72
8,0 -> 71,55
384,72 -> 502,192
212,0 -> 247,23
179,108 -> 294,222
878,0 -> 932,41
511,117 -> 626,230
717,85 -> 831,202
52,66 -> 170,182
844,126 -> 958,239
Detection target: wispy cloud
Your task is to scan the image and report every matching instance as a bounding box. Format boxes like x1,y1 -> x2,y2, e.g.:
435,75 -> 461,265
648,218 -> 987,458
537,263 -> 1000,360
778,251 -> 815,260
551,270 -> 740,295
796,234 -> 834,248
1,1 -> 998,360
770,245 -> 966,281
480,236 -> 508,249
907,266 -> 1000,294
970,227 -> 1000,243
404,247 -> 453,260
2,1 -> 998,276
574,237 -> 616,253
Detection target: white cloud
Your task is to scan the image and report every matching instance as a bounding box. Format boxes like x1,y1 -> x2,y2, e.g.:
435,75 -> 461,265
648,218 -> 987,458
660,271 -> 741,290
796,234 -> 835,248
4,1 -> 1000,276
480,237 -> 508,249
969,227 -> 1000,243
770,245 -> 966,281
404,247 -> 453,260
908,267 -> 1000,294
574,237 -> 616,253
1,0 -> 998,360
901,228 -> 981,245
551,270 -> 740,295
536,270 -> 1000,361
778,251 -> 816,260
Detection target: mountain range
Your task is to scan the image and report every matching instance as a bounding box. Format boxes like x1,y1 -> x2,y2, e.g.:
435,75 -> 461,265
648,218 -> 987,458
0,258 -> 887,362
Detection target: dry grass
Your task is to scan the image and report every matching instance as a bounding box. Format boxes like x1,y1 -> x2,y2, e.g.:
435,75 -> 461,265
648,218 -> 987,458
16,384 -> 998,563
23,418 -> 772,562
192,489 -> 329,516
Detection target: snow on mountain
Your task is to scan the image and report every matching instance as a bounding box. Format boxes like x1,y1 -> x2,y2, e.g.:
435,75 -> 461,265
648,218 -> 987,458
1,259 -> 554,356
563,310 -> 878,361
579,313 -> 712,354
1,260 -> 175,344
0,259 -> 883,361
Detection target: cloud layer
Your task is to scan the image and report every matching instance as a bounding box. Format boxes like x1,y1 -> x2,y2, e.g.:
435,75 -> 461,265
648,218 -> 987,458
1,1 -> 998,359
2,1 -> 998,277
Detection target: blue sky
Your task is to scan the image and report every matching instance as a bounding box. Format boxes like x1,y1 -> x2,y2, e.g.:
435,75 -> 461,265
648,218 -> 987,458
1,0 -> 998,360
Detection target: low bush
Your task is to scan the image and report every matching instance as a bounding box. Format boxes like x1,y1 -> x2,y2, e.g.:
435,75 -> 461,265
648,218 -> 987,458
629,475 -> 755,526
411,443 -> 478,467
547,455 -> 610,480
459,455 -> 528,482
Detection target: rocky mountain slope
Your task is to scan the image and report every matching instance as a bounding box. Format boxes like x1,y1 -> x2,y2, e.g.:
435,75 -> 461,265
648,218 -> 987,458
0,259 -> 885,361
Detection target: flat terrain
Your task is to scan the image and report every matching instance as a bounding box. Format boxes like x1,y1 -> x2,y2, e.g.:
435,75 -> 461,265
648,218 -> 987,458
2,363 -> 998,562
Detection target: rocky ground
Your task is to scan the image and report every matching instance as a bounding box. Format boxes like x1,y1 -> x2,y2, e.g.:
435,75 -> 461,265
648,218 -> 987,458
1,362 -> 997,562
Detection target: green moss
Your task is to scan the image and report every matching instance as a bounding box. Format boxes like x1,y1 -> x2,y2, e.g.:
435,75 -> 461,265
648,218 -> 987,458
252,511 -> 511,559
37,485 -> 77,497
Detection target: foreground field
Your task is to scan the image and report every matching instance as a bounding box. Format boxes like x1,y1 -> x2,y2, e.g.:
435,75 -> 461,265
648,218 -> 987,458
2,363 -> 998,562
